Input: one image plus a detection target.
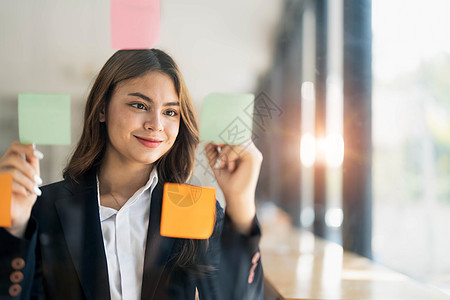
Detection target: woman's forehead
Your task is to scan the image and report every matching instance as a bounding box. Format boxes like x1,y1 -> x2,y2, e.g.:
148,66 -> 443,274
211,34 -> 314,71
112,72 -> 179,103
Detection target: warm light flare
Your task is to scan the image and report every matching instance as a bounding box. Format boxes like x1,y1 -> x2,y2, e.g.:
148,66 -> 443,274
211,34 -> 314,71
301,81 -> 315,101
300,133 -> 316,167
325,134 -> 344,167
300,134 -> 344,167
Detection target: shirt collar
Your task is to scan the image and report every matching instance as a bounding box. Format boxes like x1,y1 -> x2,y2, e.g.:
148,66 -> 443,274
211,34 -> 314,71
96,168 -> 159,221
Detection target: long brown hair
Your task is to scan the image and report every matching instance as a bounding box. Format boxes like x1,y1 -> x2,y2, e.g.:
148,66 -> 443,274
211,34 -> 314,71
64,49 -> 206,270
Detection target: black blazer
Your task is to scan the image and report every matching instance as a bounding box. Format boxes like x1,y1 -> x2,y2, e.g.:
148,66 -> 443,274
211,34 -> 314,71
0,170 -> 263,299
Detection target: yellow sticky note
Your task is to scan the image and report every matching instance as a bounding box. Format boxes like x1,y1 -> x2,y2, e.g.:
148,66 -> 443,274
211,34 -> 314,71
0,174 -> 13,227
161,183 -> 216,239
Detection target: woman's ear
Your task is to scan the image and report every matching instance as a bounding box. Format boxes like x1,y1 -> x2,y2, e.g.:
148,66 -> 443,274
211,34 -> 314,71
99,103 -> 106,122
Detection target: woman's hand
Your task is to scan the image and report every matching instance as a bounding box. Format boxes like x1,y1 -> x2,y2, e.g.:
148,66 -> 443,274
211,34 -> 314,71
205,141 -> 263,235
0,142 -> 43,238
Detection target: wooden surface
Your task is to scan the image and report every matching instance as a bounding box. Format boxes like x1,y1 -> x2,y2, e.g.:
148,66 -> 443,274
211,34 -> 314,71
260,223 -> 449,300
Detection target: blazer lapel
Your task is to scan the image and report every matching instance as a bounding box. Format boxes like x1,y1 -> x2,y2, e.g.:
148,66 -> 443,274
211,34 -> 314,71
54,172 -> 111,300
141,182 -> 176,300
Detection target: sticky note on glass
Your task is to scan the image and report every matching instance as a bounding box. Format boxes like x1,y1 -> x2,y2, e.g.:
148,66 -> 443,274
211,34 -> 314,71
0,174 -> 13,227
161,183 -> 216,239
18,93 -> 71,145
200,93 -> 255,145
110,0 -> 160,49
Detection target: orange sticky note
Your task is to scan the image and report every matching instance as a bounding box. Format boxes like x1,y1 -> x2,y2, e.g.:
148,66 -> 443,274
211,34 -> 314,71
110,0 -> 160,49
0,174 -> 13,227
161,183 -> 216,239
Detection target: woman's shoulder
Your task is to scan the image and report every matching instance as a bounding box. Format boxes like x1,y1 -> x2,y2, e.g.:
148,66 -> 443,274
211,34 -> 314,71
40,169 -> 97,199
40,179 -> 69,195
38,172 -> 96,203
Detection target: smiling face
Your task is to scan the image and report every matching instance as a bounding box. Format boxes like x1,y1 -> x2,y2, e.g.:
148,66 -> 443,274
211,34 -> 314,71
100,71 -> 180,168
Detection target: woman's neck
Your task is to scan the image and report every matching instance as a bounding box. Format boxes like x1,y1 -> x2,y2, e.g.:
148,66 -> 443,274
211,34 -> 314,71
97,155 -> 154,203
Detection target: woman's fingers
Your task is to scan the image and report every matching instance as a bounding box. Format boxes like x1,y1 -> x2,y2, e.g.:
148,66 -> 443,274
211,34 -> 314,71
4,142 -> 42,174
0,142 -> 43,196
217,145 -> 236,170
12,180 -> 31,197
0,151 -> 42,195
2,152 -> 37,181
27,144 -> 42,178
9,168 -> 37,195
8,141 -> 37,158
0,142 -> 43,237
204,143 -> 220,168
227,160 -> 236,173
205,143 -> 241,172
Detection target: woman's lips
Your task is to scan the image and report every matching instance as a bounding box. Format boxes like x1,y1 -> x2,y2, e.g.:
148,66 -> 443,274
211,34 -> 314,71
135,136 -> 163,148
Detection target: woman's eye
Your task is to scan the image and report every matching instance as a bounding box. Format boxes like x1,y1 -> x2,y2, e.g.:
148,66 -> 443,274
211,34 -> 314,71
131,103 -> 147,110
164,110 -> 178,117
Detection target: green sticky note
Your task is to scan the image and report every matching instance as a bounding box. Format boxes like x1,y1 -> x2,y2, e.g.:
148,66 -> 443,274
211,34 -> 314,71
18,93 -> 71,145
200,93 -> 254,145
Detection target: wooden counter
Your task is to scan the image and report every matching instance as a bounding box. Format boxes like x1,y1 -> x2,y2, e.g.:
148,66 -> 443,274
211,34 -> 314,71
260,224 -> 448,300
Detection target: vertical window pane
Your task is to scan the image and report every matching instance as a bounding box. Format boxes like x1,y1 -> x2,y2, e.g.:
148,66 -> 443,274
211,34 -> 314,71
372,0 -> 450,294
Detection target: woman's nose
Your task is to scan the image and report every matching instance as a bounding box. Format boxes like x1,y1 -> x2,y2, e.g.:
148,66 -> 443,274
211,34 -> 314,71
144,112 -> 164,131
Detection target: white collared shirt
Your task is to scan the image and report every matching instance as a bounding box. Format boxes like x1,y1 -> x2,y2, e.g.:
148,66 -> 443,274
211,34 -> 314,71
96,169 -> 158,300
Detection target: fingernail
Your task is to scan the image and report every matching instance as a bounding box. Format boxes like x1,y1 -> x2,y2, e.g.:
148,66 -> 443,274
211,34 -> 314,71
252,252 -> 261,264
214,158 -> 222,169
32,143 -> 36,149
33,186 -> 42,196
33,149 -> 44,159
34,174 -> 43,185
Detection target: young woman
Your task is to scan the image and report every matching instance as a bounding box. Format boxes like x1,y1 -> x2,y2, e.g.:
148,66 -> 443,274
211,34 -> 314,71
0,49 -> 263,299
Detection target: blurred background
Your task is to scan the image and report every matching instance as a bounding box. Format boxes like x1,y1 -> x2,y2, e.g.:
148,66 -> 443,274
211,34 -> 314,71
1,0 -> 450,296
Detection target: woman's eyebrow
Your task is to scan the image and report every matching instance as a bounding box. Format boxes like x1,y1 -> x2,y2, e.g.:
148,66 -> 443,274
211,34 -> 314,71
128,92 -> 152,103
128,92 -> 179,106
164,101 -> 180,107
